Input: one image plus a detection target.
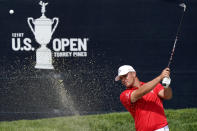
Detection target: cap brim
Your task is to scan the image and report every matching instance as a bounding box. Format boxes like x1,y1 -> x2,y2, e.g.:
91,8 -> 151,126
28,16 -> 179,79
115,71 -> 130,81
115,76 -> 120,81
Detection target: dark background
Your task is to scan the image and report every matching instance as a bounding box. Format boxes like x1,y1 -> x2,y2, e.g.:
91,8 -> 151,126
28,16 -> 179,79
0,0 -> 196,121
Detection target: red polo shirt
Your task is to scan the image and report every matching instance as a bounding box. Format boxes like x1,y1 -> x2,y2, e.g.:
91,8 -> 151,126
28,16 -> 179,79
120,82 -> 168,131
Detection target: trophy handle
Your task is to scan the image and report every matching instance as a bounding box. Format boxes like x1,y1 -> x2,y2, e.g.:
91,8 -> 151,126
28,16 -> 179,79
27,17 -> 35,35
51,17 -> 59,35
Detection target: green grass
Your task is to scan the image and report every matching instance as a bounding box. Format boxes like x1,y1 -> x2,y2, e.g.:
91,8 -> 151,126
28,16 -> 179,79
0,108 -> 196,131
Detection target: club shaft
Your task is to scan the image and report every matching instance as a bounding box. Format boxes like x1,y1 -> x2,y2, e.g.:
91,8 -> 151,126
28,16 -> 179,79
167,9 -> 185,68
167,37 -> 178,68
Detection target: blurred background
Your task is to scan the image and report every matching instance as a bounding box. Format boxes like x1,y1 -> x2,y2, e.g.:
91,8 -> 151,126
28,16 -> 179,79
0,0 -> 196,121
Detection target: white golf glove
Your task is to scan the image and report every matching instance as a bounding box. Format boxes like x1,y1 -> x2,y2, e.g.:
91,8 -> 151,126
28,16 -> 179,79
162,77 -> 171,88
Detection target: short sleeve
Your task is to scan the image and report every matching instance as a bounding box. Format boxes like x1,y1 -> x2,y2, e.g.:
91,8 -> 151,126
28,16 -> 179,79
153,83 -> 164,95
120,90 -> 134,110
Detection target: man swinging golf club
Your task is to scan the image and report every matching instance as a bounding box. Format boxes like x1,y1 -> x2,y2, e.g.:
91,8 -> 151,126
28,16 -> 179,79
115,3 -> 187,131
115,65 -> 172,131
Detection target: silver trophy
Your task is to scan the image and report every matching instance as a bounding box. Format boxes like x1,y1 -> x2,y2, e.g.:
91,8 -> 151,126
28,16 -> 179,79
27,1 -> 59,69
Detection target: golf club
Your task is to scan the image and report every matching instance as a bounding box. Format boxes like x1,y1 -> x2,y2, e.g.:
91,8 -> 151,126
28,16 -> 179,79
162,3 -> 187,87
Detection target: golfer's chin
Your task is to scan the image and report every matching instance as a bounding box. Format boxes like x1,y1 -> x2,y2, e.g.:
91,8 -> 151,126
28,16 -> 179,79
125,82 -> 133,88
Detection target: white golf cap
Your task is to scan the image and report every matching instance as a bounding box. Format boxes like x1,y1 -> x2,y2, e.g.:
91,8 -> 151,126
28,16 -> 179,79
115,65 -> 136,81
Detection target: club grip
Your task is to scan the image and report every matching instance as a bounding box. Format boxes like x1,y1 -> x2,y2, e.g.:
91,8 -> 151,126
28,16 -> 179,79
162,77 -> 171,88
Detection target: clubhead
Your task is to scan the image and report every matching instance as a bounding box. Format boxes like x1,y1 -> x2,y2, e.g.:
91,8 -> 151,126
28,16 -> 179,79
179,3 -> 186,12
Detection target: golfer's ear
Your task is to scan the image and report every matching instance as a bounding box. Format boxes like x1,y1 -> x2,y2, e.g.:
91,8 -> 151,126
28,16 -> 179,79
129,72 -> 136,77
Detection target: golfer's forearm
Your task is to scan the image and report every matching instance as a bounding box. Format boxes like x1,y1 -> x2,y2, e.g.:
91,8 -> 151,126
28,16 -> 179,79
135,76 -> 162,97
164,87 -> 173,99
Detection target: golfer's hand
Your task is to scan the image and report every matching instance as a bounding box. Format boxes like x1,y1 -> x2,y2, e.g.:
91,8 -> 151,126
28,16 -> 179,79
160,68 -> 170,80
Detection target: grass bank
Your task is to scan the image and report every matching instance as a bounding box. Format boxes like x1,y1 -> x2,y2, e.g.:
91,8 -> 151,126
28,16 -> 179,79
0,108 -> 196,131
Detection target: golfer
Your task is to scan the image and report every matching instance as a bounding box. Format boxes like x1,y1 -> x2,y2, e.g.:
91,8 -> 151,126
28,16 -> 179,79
115,65 -> 172,131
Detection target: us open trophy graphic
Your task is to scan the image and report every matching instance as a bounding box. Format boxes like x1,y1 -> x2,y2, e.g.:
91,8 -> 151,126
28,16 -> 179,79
27,1 -> 59,69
